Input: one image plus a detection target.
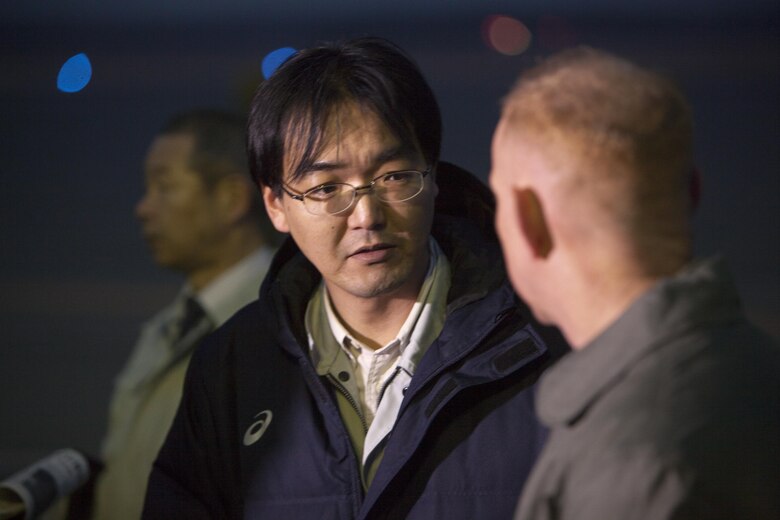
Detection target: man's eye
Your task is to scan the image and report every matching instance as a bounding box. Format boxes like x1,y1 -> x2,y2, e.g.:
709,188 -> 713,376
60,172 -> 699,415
306,184 -> 342,201
383,171 -> 415,183
149,180 -> 174,194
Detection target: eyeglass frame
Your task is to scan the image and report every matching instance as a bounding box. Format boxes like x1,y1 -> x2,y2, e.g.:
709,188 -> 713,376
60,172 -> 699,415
280,165 -> 433,216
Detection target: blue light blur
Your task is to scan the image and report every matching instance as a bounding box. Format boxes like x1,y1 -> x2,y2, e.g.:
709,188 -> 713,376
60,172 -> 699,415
262,47 -> 296,79
57,53 -> 92,93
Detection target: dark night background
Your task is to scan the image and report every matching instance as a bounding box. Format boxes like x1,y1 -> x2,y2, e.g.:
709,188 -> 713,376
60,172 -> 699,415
1,1 -> 778,476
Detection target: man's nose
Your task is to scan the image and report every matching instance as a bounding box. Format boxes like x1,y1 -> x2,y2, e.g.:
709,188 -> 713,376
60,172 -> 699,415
135,193 -> 153,221
346,188 -> 386,230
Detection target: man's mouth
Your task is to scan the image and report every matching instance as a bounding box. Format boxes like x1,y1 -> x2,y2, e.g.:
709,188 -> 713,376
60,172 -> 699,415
349,243 -> 395,263
141,231 -> 160,247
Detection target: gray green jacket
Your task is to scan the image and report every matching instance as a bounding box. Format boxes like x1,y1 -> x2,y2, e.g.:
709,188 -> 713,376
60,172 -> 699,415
516,257 -> 780,520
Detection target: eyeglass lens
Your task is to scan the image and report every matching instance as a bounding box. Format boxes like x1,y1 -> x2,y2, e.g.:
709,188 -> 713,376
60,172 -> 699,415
305,170 -> 424,215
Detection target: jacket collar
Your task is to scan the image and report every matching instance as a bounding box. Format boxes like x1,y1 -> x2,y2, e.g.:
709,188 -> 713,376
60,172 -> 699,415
536,256 -> 742,427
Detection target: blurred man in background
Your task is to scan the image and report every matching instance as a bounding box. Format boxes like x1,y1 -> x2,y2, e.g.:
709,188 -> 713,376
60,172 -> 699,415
490,47 -> 779,519
91,110 -> 280,520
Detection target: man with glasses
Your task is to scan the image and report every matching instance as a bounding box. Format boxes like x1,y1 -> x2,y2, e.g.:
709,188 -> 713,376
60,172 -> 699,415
144,37 -> 567,519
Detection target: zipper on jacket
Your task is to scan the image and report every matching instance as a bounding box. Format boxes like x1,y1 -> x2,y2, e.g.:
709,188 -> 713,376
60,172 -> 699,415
298,359 -> 365,516
326,373 -> 368,433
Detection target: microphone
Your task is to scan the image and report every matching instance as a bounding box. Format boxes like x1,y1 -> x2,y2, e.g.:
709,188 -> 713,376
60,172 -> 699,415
0,449 -> 93,520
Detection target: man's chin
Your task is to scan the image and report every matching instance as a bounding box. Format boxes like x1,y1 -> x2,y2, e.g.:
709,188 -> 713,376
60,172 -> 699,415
332,270 -> 409,300
528,304 -> 554,327
149,251 -> 178,270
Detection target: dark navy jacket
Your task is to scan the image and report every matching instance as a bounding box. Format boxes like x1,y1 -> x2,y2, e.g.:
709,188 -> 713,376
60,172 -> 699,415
143,163 -> 568,519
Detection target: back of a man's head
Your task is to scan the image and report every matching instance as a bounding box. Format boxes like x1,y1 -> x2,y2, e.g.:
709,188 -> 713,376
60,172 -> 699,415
161,109 -> 279,244
502,47 -> 694,275
246,37 -> 442,195
162,110 -> 249,187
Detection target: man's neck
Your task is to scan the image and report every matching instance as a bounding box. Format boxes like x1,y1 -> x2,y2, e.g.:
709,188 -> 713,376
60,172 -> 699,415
187,230 -> 266,291
564,247 -> 693,349
326,249 -> 430,350
563,273 -> 658,350
328,292 -> 419,350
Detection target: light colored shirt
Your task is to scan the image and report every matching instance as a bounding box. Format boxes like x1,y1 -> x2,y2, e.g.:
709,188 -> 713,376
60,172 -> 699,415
92,247 -> 274,520
306,238 -> 451,484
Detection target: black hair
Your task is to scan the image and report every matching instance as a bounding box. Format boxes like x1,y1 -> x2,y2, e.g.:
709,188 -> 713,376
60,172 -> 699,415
162,109 -> 248,188
247,37 -> 442,195
161,109 -> 281,244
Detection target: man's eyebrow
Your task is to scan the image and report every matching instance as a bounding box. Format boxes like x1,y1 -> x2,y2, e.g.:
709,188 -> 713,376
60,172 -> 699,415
302,161 -> 344,173
144,166 -> 170,178
302,146 -> 414,174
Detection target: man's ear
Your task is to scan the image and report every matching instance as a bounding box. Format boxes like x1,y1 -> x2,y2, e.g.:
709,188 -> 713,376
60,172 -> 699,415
516,187 -> 553,259
262,185 -> 291,233
214,174 -> 252,224
430,166 -> 439,199
689,166 -> 702,213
